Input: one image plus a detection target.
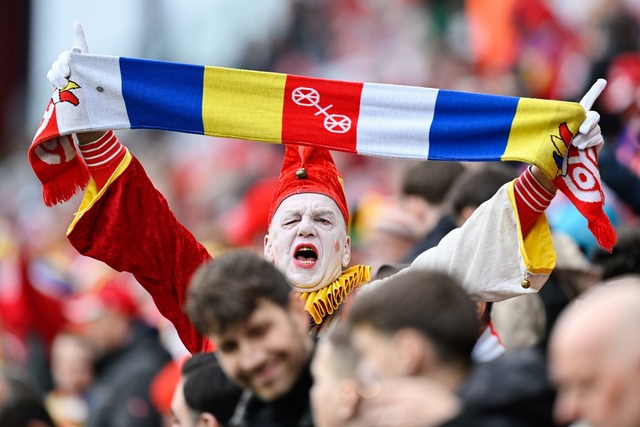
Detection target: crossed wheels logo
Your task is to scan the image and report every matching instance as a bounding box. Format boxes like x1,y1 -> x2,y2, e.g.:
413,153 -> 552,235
292,87 -> 352,134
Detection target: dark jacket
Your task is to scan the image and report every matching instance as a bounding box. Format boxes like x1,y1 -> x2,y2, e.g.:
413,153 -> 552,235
440,348 -> 560,427
87,324 -> 172,427
229,357 -> 314,427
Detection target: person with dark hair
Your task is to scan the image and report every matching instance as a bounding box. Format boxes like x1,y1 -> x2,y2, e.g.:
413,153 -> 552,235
344,270 -> 558,427
0,367 -> 56,427
349,270 -> 480,376
311,321 -> 463,427
170,352 -> 243,427
185,249 -> 314,427
399,161 -> 465,262
448,163 -> 518,226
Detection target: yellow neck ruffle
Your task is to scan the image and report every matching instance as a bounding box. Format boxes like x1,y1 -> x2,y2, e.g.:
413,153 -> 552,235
299,265 -> 371,325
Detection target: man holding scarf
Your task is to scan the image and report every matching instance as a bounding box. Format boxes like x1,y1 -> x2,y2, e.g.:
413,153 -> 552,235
42,23 -> 607,355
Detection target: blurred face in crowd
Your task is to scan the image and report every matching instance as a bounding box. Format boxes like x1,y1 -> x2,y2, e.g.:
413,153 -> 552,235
50,333 -> 94,393
170,380 -> 220,427
311,340 -> 356,427
549,282 -> 640,427
350,324 -> 403,380
210,297 -> 312,402
265,193 -> 351,293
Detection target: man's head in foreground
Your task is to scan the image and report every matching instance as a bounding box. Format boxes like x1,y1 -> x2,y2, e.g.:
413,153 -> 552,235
310,323 -> 362,427
310,321 -> 462,427
347,270 -> 479,386
549,276 -> 640,427
170,352 -> 243,427
186,249 -> 313,402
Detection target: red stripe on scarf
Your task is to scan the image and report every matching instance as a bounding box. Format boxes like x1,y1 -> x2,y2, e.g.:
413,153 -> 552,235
282,75 -> 362,152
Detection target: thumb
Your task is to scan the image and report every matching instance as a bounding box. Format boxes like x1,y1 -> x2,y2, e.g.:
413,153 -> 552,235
72,21 -> 89,54
579,79 -> 607,111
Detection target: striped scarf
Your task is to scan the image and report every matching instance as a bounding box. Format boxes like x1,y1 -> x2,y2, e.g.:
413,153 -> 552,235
28,53 -> 615,251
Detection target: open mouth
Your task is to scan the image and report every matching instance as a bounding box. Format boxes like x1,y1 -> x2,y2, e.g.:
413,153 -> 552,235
294,244 -> 318,268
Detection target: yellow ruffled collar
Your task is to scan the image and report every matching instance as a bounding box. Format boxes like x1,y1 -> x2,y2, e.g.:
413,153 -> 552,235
298,265 -> 371,325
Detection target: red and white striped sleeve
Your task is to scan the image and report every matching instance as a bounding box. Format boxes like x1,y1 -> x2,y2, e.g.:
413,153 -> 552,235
513,166 -> 556,237
78,131 -> 126,190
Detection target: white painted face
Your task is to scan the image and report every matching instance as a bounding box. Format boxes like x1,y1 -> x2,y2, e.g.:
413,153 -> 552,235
264,193 -> 351,292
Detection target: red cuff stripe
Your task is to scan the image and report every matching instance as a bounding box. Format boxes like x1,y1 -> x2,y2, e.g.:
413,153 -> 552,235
514,168 -> 556,238
515,168 -> 554,212
78,131 -> 126,190
522,169 -> 554,202
514,182 -> 542,212
80,132 -> 124,166
515,180 -> 545,212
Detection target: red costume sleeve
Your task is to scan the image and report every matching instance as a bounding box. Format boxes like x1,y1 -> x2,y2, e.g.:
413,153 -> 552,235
67,154 -> 214,353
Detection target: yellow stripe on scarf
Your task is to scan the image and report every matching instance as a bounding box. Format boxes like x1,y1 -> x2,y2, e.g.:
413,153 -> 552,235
299,265 -> 371,324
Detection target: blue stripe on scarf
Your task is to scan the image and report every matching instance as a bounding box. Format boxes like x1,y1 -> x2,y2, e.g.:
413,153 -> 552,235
120,57 -> 205,134
428,90 -> 518,161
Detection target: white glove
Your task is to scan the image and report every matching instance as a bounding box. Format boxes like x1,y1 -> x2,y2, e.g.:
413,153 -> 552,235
572,79 -> 607,151
47,21 -> 89,89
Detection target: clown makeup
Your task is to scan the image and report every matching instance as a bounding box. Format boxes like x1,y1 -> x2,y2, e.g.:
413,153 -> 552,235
264,193 -> 351,293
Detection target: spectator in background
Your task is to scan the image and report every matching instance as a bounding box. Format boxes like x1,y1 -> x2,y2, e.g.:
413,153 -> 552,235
549,276 -> 640,427
596,52 -> 640,217
446,164 -> 520,361
447,163 -> 517,228
354,196 -> 420,276
170,352 -> 243,427
592,225 -> 640,280
45,332 -> 94,427
399,161 -> 465,263
65,277 -> 172,427
0,366 -> 55,427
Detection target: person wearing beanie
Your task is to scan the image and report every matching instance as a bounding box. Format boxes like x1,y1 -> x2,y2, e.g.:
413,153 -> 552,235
48,24 -> 607,352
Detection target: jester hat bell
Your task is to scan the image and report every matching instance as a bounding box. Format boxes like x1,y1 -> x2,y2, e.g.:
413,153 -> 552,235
268,145 -> 348,227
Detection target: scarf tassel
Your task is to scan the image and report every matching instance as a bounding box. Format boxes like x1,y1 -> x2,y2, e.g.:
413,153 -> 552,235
588,210 -> 617,253
40,154 -> 90,207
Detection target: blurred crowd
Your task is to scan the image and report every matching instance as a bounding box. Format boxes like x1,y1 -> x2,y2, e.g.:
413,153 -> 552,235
2,0 -> 640,426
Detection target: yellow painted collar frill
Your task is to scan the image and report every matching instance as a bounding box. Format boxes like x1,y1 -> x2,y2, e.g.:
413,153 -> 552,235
299,264 -> 371,325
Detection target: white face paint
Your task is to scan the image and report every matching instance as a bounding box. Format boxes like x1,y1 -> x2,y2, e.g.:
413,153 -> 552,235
264,193 -> 350,292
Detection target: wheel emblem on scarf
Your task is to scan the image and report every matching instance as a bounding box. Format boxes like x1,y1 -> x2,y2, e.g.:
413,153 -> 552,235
292,87 -> 352,134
